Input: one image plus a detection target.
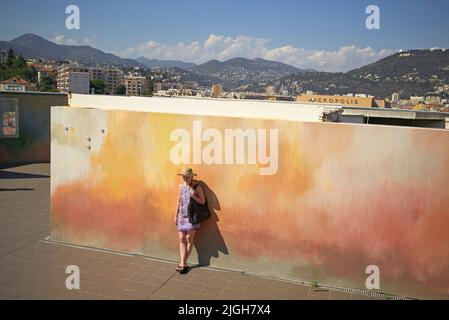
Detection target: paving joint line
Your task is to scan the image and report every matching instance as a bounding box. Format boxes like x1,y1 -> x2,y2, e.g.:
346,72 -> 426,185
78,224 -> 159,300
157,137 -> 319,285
0,238 -> 43,259
148,270 -> 178,299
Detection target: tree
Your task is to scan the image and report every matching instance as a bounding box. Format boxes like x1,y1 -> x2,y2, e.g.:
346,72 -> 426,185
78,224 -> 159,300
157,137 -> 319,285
114,84 -> 126,95
143,78 -> 154,96
0,48 -> 35,82
38,75 -> 55,92
89,79 -> 106,94
5,48 -> 14,66
15,54 -> 27,68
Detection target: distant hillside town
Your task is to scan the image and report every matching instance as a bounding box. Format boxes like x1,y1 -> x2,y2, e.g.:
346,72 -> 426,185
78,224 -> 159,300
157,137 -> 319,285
1,33 -> 448,113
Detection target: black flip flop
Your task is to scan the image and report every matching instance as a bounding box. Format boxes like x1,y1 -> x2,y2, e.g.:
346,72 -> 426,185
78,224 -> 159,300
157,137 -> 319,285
179,266 -> 190,274
175,265 -> 183,272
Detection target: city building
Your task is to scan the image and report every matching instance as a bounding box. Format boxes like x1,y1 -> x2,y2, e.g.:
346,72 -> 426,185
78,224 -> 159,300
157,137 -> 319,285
211,84 -> 223,98
88,67 -> 124,94
373,98 -> 389,108
153,90 -> 169,97
425,95 -> 441,104
410,96 -> 425,104
30,63 -> 55,85
89,67 -> 105,82
391,92 -> 400,103
296,94 -> 390,108
354,93 -> 371,98
124,75 -> 146,96
0,76 -> 36,92
153,81 -> 162,93
57,64 -> 90,94
69,72 -> 90,94
265,86 -> 275,96
341,106 -> 449,129
105,68 -> 124,94
37,69 -> 52,85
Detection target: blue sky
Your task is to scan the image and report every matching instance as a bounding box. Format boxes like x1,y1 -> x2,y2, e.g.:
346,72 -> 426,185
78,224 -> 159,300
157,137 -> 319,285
1,0 -> 448,71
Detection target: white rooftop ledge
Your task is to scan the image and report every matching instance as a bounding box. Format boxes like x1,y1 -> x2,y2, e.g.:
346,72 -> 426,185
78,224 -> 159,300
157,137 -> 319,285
68,94 -> 341,122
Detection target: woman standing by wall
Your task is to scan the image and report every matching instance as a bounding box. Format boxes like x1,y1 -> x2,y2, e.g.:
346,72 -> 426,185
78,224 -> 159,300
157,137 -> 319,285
174,168 -> 206,274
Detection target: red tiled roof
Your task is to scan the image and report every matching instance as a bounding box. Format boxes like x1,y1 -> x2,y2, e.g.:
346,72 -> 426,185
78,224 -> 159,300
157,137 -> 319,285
32,64 -> 52,72
0,76 -> 32,85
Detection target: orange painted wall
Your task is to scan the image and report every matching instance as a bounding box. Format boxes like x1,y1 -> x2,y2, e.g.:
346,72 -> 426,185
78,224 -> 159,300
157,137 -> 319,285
51,107 -> 449,299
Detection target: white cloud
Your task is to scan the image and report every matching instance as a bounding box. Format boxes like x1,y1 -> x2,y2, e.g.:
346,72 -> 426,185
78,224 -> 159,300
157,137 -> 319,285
52,35 -> 78,46
83,35 -> 98,48
52,34 -> 98,48
114,34 -> 396,72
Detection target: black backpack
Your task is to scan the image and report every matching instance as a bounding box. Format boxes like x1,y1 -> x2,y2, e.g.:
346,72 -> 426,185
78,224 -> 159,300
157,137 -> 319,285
188,183 -> 211,224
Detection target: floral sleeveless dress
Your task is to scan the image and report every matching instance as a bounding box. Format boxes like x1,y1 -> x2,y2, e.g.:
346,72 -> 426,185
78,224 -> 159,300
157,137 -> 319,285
176,185 -> 200,232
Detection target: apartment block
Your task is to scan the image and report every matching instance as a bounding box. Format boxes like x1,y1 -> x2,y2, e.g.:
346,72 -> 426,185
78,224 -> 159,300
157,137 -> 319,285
105,68 -> 124,94
124,75 -> 146,96
89,67 -> 124,94
89,67 -> 105,82
57,64 -> 90,94
211,84 -> 223,98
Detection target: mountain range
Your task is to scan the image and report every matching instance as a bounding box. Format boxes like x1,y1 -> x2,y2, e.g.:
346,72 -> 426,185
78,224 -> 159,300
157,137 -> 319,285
270,49 -> 449,98
0,33 -> 309,73
136,57 -> 197,70
187,57 -> 314,90
0,34 -> 312,89
0,33 -> 145,68
1,33 -> 448,98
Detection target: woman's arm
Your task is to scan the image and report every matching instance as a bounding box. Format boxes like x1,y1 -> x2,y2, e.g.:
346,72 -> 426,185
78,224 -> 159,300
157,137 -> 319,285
191,184 -> 206,205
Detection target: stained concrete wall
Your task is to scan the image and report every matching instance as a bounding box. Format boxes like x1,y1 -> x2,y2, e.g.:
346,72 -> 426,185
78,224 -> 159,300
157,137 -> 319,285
0,92 -> 68,164
50,100 -> 449,299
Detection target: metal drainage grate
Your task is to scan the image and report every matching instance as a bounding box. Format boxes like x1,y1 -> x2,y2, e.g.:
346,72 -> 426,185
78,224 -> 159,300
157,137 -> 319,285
242,271 -> 412,300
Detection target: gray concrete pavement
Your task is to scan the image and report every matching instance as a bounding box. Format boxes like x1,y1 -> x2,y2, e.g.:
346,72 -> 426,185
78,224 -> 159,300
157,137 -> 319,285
0,163 -> 381,300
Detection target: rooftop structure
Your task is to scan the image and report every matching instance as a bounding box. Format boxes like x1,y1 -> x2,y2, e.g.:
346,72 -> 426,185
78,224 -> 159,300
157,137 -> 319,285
0,76 -> 36,92
49,94 -> 449,299
296,94 -> 390,108
68,94 -> 342,123
1,92 -> 448,300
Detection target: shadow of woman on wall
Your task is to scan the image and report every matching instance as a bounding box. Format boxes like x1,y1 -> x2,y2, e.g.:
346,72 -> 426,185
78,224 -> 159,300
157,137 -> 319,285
193,180 -> 228,267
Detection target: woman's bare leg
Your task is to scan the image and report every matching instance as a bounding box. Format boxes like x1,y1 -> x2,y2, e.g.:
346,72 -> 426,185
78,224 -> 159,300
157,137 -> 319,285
178,231 -> 188,267
186,230 -> 197,261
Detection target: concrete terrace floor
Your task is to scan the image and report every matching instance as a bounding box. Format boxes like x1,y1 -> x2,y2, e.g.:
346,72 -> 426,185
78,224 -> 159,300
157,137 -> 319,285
0,163 -> 381,300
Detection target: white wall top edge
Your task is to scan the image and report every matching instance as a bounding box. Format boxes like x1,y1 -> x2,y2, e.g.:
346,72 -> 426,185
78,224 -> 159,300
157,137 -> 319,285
67,94 -> 341,122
